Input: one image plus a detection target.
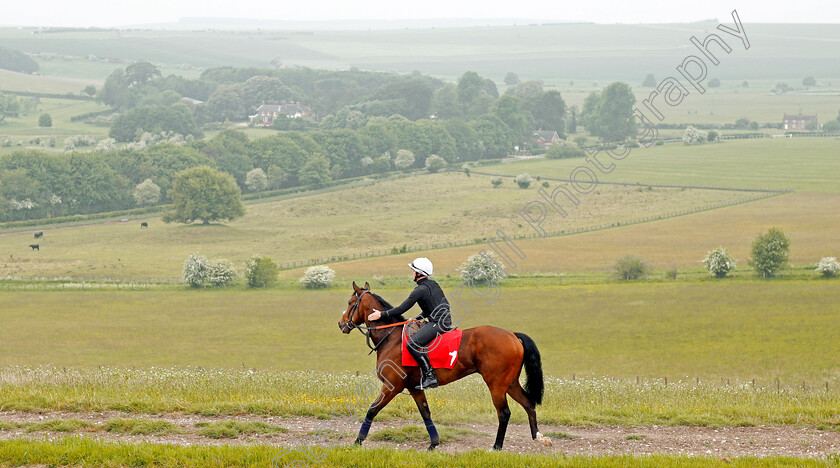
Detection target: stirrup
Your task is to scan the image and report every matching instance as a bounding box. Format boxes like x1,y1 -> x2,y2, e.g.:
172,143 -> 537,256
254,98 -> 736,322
415,370 -> 438,390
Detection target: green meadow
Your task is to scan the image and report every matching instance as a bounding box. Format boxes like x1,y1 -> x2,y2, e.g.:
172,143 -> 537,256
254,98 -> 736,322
484,138 -> 840,191
2,280 -> 838,382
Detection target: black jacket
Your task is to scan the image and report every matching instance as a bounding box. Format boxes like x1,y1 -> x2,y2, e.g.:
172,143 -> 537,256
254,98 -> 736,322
382,278 -> 451,326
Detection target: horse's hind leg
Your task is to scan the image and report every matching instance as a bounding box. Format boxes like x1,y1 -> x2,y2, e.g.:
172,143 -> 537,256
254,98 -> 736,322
482,379 -> 511,450
409,389 -> 440,450
508,379 -> 551,446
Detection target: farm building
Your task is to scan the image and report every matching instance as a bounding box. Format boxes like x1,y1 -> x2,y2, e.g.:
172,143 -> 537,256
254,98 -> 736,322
249,102 -> 311,125
532,130 -> 561,149
783,113 -> 818,131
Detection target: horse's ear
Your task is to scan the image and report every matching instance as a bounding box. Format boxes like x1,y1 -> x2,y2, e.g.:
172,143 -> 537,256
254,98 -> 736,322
352,281 -> 362,293
364,281 -> 370,290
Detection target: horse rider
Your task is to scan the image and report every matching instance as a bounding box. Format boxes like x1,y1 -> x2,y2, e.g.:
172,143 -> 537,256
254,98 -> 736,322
368,257 -> 453,390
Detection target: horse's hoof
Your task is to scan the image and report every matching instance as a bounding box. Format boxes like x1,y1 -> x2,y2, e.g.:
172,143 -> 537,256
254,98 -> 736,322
427,443 -> 438,451
492,444 -> 503,451
535,432 -> 553,447
354,438 -> 363,445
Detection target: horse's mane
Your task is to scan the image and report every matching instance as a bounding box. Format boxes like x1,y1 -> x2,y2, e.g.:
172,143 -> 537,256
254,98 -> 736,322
369,292 -> 406,323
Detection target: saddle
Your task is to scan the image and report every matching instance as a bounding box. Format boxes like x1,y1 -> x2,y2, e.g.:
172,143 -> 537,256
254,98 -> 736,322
401,321 -> 463,369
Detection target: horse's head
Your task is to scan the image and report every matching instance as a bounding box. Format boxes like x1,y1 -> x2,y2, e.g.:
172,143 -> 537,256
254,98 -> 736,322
338,281 -> 374,334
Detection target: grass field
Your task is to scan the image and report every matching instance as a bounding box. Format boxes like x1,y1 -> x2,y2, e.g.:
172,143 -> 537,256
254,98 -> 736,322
483,138 -> 840,192
292,190 -> 840,277
2,280 -> 839,382
0,172 -> 757,279
0,438 -> 822,468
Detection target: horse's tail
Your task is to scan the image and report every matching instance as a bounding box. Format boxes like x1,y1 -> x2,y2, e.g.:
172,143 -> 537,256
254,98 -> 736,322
514,332 -> 544,406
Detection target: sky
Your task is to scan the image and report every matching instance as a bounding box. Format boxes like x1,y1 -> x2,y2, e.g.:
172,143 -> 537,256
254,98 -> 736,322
4,0 -> 839,27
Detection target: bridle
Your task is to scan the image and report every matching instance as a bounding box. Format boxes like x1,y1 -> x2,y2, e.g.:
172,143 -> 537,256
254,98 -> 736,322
343,289 -> 413,355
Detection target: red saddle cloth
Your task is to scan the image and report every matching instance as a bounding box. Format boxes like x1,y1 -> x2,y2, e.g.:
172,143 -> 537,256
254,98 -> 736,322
401,325 -> 463,369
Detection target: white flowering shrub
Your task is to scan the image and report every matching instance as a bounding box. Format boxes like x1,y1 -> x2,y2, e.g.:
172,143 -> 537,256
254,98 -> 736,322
514,173 -> 533,189
702,247 -> 736,278
183,253 -> 237,287
183,253 -> 210,288
96,138 -> 117,153
133,178 -> 161,206
395,149 -> 415,169
206,259 -> 237,287
683,126 -> 708,145
245,168 -> 268,193
300,265 -> 336,289
816,257 -> 840,277
460,251 -> 506,285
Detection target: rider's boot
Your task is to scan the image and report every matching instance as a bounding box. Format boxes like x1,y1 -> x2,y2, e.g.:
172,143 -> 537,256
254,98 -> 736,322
414,353 -> 438,390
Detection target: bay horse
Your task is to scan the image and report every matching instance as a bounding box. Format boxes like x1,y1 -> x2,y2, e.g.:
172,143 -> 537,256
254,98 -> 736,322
338,281 -> 552,450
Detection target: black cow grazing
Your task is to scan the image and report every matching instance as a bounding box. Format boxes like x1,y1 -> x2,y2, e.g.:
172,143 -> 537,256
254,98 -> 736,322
140,222 -> 149,228
34,231 -> 43,239
29,244 -> 39,251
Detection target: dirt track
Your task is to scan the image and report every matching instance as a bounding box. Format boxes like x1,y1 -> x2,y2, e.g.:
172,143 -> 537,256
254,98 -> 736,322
2,411 -> 840,459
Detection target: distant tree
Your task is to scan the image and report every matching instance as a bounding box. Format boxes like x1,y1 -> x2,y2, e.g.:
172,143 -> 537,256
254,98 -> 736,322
566,107 -> 577,134
241,75 -> 292,110
245,168 -> 268,192
460,251 -> 506,285
298,153 -> 331,187
109,105 -> 201,142
749,227 -> 790,278
424,154 -> 447,173
741,81 -> 749,88
749,121 -> 760,131
163,166 -> 245,224
133,178 -> 161,206
394,149 -> 415,169
97,69 -> 135,111
707,130 -> 719,142
614,256 -> 649,280
0,46 -> 39,73
642,74 -> 657,87
504,72 -> 520,86
580,82 -> 637,142
82,85 -> 97,97
37,113 -> 52,128
734,118 -> 751,130
245,255 -> 279,288
125,61 -> 161,87
199,129 -> 251,185
525,90 -> 566,137
457,71 -> 493,119
430,83 -> 462,119
708,78 -> 721,88
803,76 -> 817,87
202,84 -> 245,122
823,120 -> 840,133
772,83 -> 791,94
491,177 -> 503,188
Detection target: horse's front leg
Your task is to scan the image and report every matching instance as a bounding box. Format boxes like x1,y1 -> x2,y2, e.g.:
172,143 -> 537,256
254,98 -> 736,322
409,389 -> 439,450
354,383 -> 403,445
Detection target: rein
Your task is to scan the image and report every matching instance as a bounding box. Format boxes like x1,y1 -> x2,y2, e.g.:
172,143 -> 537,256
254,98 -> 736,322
345,290 -> 413,355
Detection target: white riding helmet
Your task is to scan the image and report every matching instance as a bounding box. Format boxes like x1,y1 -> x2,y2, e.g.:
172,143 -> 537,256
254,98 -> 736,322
409,257 -> 433,276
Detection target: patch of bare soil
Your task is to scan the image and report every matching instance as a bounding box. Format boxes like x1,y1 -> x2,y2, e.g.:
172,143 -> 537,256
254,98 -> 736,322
1,411 -> 839,459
